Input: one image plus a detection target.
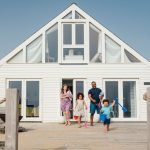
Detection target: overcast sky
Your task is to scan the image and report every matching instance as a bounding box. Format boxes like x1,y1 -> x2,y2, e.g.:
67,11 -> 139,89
0,0 -> 150,61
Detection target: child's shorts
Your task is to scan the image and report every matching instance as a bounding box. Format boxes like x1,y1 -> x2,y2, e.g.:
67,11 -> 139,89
103,118 -> 110,125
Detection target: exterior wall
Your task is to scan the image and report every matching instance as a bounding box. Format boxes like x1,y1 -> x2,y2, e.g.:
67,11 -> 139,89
0,63 -> 150,122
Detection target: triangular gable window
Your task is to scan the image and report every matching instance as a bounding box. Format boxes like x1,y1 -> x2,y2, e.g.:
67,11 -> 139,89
7,50 -> 23,63
89,24 -> 102,63
26,35 -> 42,63
124,49 -> 141,63
75,11 -> 85,19
62,11 -> 72,19
105,35 -> 121,63
45,23 -> 58,62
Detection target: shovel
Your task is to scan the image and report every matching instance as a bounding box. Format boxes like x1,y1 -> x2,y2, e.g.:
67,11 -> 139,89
114,97 -> 128,113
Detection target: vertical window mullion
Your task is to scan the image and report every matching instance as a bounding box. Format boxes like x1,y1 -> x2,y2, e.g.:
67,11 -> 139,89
72,24 -> 75,46
119,80 -> 123,119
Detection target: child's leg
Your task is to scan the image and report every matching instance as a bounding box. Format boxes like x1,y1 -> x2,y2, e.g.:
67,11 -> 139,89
107,124 -> 110,131
104,124 -> 108,132
78,116 -> 81,128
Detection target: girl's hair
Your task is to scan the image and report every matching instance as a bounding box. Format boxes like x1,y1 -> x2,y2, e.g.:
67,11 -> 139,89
103,99 -> 109,104
77,93 -> 84,100
61,84 -> 70,94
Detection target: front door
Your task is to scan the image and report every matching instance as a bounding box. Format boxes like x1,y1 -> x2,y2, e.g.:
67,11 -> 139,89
62,79 -> 86,119
7,79 -> 41,121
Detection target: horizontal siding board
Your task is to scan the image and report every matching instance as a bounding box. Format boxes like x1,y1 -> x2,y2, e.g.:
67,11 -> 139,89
0,63 -> 150,121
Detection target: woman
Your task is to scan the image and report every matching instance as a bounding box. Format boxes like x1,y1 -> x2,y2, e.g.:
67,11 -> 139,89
60,84 -> 73,126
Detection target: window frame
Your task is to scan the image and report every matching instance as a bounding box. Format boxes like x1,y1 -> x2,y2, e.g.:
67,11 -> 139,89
61,21 -> 87,63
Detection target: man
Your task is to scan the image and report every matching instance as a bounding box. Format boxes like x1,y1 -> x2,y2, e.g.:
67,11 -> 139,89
88,81 -> 103,126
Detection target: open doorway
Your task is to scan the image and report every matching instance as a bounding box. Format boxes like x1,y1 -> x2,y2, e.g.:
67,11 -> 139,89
62,79 -> 73,119
62,79 -> 85,120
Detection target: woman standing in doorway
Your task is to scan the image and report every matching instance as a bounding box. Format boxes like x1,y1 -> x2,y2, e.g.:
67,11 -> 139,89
60,84 -> 73,126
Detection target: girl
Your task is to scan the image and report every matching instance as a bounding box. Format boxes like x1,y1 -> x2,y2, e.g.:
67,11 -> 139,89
60,84 -> 73,126
74,93 -> 87,128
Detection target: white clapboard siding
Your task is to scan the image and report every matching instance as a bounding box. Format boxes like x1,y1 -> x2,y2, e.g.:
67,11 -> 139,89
0,63 -> 149,122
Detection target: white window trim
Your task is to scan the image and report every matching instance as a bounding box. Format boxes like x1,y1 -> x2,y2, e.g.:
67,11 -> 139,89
103,78 -> 139,121
61,22 -> 87,64
6,79 -> 42,122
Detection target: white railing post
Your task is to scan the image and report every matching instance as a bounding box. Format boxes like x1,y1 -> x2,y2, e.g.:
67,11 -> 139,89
143,87 -> 150,150
5,89 -> 19,150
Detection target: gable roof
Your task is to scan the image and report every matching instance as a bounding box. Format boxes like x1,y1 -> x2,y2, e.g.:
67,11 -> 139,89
0,3 -> 149,66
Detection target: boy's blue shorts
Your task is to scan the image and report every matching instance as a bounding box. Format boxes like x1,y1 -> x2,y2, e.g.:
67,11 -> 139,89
90,103 -> 100,114
103,118 -> 110,125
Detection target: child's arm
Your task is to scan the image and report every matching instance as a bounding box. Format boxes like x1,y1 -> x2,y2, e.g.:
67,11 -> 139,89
100,108 -> 103,113
84,100 -> 88,110
111,100 -> 115,107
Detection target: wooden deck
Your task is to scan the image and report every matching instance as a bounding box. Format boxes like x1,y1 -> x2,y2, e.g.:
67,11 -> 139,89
0,122 -> 147,150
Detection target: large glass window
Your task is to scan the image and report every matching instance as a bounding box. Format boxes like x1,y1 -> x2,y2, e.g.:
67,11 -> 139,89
63,24 -> 72,44
9,81 -> 22,115
45,24 -> 58,62
105,35 -> 121,63
105,81 -> 119,118
62,23 -> 85,62
26,81 -> 39,117
26,36 -> 42,63
123,81 -> 137,118
7,50 -> 23,63
89,24 -> 102,63
75,24 -> 84,44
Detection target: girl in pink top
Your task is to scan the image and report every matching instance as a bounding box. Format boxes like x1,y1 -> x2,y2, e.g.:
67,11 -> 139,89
60,84 -> 73,126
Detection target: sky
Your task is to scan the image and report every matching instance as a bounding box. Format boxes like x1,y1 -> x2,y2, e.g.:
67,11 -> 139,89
0,0 -> 150,61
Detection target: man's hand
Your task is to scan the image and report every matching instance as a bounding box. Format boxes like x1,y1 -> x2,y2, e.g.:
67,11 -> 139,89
92,99 -> 96,103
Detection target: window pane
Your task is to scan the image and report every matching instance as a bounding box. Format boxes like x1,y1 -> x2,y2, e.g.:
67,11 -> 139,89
9,81 -> 22,115
75,24 -> 84,44
105,81 -> 119,118
124,49 -> 140,63
62,12 -> 72,19
63,24 -> 72,44
105,35 -> 121,63
123,81 -> 137,118
75,11 -> 85,19
26,36 -> 42,63
7,50 -> 23,63
26,81 -> 39,117
89,25 -> 102,62
63,48 -> 84,61
46,24 -> 58,62
76,81 -> 84,95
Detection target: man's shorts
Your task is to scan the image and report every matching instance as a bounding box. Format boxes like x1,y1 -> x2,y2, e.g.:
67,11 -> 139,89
90,103 -> 100,114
